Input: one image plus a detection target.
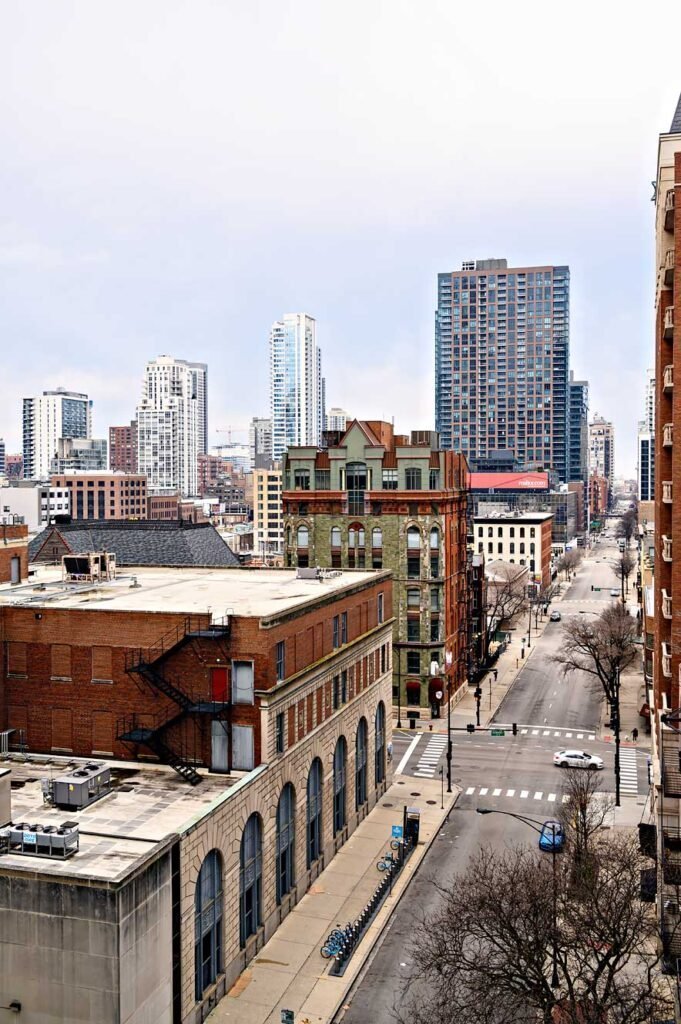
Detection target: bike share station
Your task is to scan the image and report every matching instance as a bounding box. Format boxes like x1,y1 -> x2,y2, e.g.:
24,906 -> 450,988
319,806 -> 421,975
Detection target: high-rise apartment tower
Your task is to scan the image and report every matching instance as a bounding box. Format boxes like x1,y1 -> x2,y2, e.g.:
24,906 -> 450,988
22,388 -> 92,479
638,369 -> 655,503
588,414 -> 615,488
136,356 -> 207,496
269,314 -> 324,461
435,259 -> 570,481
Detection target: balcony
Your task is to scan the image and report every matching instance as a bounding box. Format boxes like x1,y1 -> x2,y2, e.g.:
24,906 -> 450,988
664,480 -> 674,503
663,642 -> 673,678
665,188 -> 676,233
665,306 -> 675,339
663,589 -> 673,620
663,733 -> 681,797
664,364 -> 674,392
664,423 -> 674,447
665,248 -> 676,287
664,535 -> 673,562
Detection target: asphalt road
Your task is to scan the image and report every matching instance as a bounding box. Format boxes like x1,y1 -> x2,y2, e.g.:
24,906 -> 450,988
336,531 -> 645,1023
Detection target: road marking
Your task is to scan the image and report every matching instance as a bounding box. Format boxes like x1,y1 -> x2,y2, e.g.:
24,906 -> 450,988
548,793 -> 556,802
521,729 -> 528,735
395,734 -> 420,775
479,787 -> 489,795
520,790 -> 529,799
553,731 -> 561,737
507,789 -> 515,797
562,795 -> 569,803
532,730 -> 539,736
493,788 -> 502,796
577,733 -> 584,739
534,791 -> 543,800
565,732 -> 572,738
543,730 -> 550,736
414,771 -> 435,778
466,787 -> 475,795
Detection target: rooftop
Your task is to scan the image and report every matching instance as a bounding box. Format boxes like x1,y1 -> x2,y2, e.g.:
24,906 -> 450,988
0,565 -> 386,619
473,510 -> 554,523
0,757 -> 247,882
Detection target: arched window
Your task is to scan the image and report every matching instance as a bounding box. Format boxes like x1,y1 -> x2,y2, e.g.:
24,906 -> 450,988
375,702 -> 386,784
348,523 -> 366,569
306,759 -> 323,867
355,718 -> 368,809
195,850 -> 223,1000
276,784 -> 295,903
240,814 -> 262,946
333,737 -> 347,835
297,524 -> 309,547
430,527 -> 440,578
407,526 -> 421,549
430,527 -> 440,549
331,526 -> 341,547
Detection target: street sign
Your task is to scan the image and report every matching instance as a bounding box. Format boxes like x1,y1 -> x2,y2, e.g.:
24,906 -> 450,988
391,825 -> 404,841
435,690 -> 443,700
281,1011 -> 294,1024
491,729 -> 506,736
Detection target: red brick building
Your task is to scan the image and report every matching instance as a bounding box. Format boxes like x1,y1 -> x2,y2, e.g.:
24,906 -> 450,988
0,521 -> 28,584
108,421 -> 138,473
588,473 -> 609,521
0,565 -> 392,778
49,472 -> 148,520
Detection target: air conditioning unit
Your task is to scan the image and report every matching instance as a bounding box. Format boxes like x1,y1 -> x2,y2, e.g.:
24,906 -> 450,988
3,822 -> 79,859
51,762 -> 111,810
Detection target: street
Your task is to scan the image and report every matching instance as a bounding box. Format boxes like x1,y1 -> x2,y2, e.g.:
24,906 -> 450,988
336,531 -> 646,1023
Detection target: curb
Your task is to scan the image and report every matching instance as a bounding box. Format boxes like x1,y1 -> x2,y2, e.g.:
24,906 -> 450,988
325,785 -> 460,1023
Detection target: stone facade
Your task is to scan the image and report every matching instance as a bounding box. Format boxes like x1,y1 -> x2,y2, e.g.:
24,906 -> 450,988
281,421 -> 470,719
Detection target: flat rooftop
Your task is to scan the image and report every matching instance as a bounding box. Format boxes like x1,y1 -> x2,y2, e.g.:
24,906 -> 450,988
0,565 -> 387,619
0,756 -> 249,883
473,510 -> 554,522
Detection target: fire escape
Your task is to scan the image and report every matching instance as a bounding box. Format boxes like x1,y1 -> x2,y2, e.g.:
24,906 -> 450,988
117,615 -> 231,785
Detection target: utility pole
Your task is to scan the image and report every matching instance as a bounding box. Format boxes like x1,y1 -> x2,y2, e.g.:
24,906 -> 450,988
613,666 -> 621,807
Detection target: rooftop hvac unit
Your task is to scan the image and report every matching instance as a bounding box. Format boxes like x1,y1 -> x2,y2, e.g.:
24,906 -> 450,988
62,551 -> 116,584
51,762 -> 111,810
2,822 -> 79,859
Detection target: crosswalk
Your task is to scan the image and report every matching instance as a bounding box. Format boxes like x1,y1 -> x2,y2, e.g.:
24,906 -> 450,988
619,747 -> 638,796
464,785 -> 569,804
413,733 -> 448,778
517,728 -> 596,741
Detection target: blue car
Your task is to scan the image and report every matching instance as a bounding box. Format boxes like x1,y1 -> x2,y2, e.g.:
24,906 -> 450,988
538,820 -> 565,852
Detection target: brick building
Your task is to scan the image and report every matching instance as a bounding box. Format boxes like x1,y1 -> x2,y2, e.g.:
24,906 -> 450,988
0,520 -> 28,584
108,421 -> 138,473
50,472 -> 147,520
0,563 -> 392,1023
473,510 -> 554,589
282,420 -> 470,718
588,473 -> 609,522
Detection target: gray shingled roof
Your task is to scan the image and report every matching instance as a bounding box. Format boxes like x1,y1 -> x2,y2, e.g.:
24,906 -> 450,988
29,520 -> 240,568
672,94 -> 681,133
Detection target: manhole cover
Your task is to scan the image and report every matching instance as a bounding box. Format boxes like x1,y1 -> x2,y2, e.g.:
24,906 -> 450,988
426,800 -> 437,805
382,802 -> 393,807
410,792 -> 421,797
396,781 -> 405,785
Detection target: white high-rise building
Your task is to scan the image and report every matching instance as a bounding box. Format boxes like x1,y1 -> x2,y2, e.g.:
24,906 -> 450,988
638,368 -> 655,502
588,414 -> 615,488
136,356 -> 208,496
22,388 -> 92,479
325,407 -> 351,433
269,314 -> 324,461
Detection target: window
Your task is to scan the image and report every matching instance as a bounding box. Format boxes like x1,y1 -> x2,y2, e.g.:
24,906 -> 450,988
498,543 -> 503,554
297,524 -> 309,547
407,651 -> 420,674
382,469 -> 398,490
315,470 -> 330,490
333,676 -> 341,710
275,712 -> 285,754
407,527 -> 421,549
195,851 -> 223,1000
232,661 -> 254,704
478,526 -> 483,538
372,527 -> 382,549
333,737 -> 347,835
430,588 -> 440,611
346,462 -> 367,515
430,618 -> 440,642
430,528 -> 440,578
331,526 -> 341,548
509,527 -> 515,538
341,611 -> 348,644
405,467 -> 422,490
520,543 -> 525,554
375,702 -> 386,784
276,784 -> 295,903
355,718 -> 368,809
240,815 -> 262,946
306,759 -> 323,867
407,619 -> 420,641
378,593 -> 384,623
429,469 -> 440,490
407,588 -> 420,610
406,680 -> 421,706
294,469 -> 310,490
509,542 -> 515,554
530,527 -> 536,538
348,523 -> 366,569
488,527 -> 493,537
498,526 -> 503,538
333,616 -> 340,648
488,542 -> 493,554
276,641 -> 285,681
520,527 -> 525,538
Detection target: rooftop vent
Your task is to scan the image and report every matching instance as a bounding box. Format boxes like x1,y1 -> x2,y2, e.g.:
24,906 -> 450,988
1,821 -> 79,859
50,762 -> 111,810
62,552 -> 116,584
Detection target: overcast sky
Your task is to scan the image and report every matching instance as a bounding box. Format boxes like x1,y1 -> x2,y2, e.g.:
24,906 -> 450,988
1,1 -> 680,477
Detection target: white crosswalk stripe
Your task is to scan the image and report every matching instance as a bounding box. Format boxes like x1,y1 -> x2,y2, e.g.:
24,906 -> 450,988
619,748 -> 639,796
520,790 -> 529,799
412,734 -> 448,778
460,785 -> 600,806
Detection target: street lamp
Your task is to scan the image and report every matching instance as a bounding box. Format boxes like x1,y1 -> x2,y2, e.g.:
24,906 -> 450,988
477,808 -> 561,989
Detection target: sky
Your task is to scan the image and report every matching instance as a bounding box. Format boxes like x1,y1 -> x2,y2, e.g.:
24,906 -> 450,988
1,1 -> 680,478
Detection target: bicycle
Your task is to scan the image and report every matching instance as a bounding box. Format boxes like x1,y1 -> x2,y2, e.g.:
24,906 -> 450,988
320,922 -> 352,958
377,851 -> 395,872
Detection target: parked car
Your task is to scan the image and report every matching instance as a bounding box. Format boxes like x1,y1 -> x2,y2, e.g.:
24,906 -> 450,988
609,588 -> 619,597
553,749 -> 604,770
550,611 -> 562,622
538,820 -> 565,852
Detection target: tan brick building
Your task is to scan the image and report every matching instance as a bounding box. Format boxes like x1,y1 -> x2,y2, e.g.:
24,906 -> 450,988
50,472 -> 147,520
0,564 -> 392,1022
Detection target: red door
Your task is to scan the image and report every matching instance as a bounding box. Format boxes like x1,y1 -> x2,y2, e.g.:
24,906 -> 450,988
211,668 -> 228,703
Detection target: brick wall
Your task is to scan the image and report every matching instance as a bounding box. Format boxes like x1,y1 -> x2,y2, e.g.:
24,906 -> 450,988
0,523 -> 28,583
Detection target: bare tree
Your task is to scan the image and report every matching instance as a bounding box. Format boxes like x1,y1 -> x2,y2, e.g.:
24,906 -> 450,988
483,562 -> 528,656
613,549 -> 635,602
616,507 -> 638,546
534,581 -> 561,625
556,549 -> 582,582
552,604 -> 638,805
558,768 -> 614,885
396,832 -> 673,1024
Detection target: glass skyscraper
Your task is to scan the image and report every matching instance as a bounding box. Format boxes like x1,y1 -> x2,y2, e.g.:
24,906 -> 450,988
435,259 -> 570,482
269,313 -> 324,461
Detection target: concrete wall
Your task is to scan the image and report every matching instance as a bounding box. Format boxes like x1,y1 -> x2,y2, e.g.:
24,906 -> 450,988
118,852 -> 174,1024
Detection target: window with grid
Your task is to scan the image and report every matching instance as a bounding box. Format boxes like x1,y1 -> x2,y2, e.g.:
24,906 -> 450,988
333,737 -> 347,835
355,719 -> 368,809
276,784 -> 295,903
306,759 -> 322,867
375,702 -> 386,784
239,815 -> 262,946
405,467 -> 422,490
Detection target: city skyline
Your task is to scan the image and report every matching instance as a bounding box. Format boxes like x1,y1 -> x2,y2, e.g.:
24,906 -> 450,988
1,4 -> 678,476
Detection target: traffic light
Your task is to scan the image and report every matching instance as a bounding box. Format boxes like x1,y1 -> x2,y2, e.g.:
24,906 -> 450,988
474,687 -> 482,699
512,722 -> 518,736
466,723 -> 475,734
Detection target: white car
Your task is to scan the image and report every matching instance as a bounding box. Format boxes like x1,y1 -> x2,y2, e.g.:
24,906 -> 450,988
553,749 -> 604,770
609,588 -> 619,597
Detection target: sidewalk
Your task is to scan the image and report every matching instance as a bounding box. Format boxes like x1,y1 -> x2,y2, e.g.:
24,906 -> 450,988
209,775 -> 458,1024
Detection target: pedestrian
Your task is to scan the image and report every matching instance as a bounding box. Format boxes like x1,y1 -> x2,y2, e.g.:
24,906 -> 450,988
387,741 -> 393,762
493,669 -> 498,682
632,727 -> 639,743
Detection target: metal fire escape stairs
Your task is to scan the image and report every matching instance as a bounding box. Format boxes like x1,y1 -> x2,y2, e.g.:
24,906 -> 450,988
118,615 -> 231,785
